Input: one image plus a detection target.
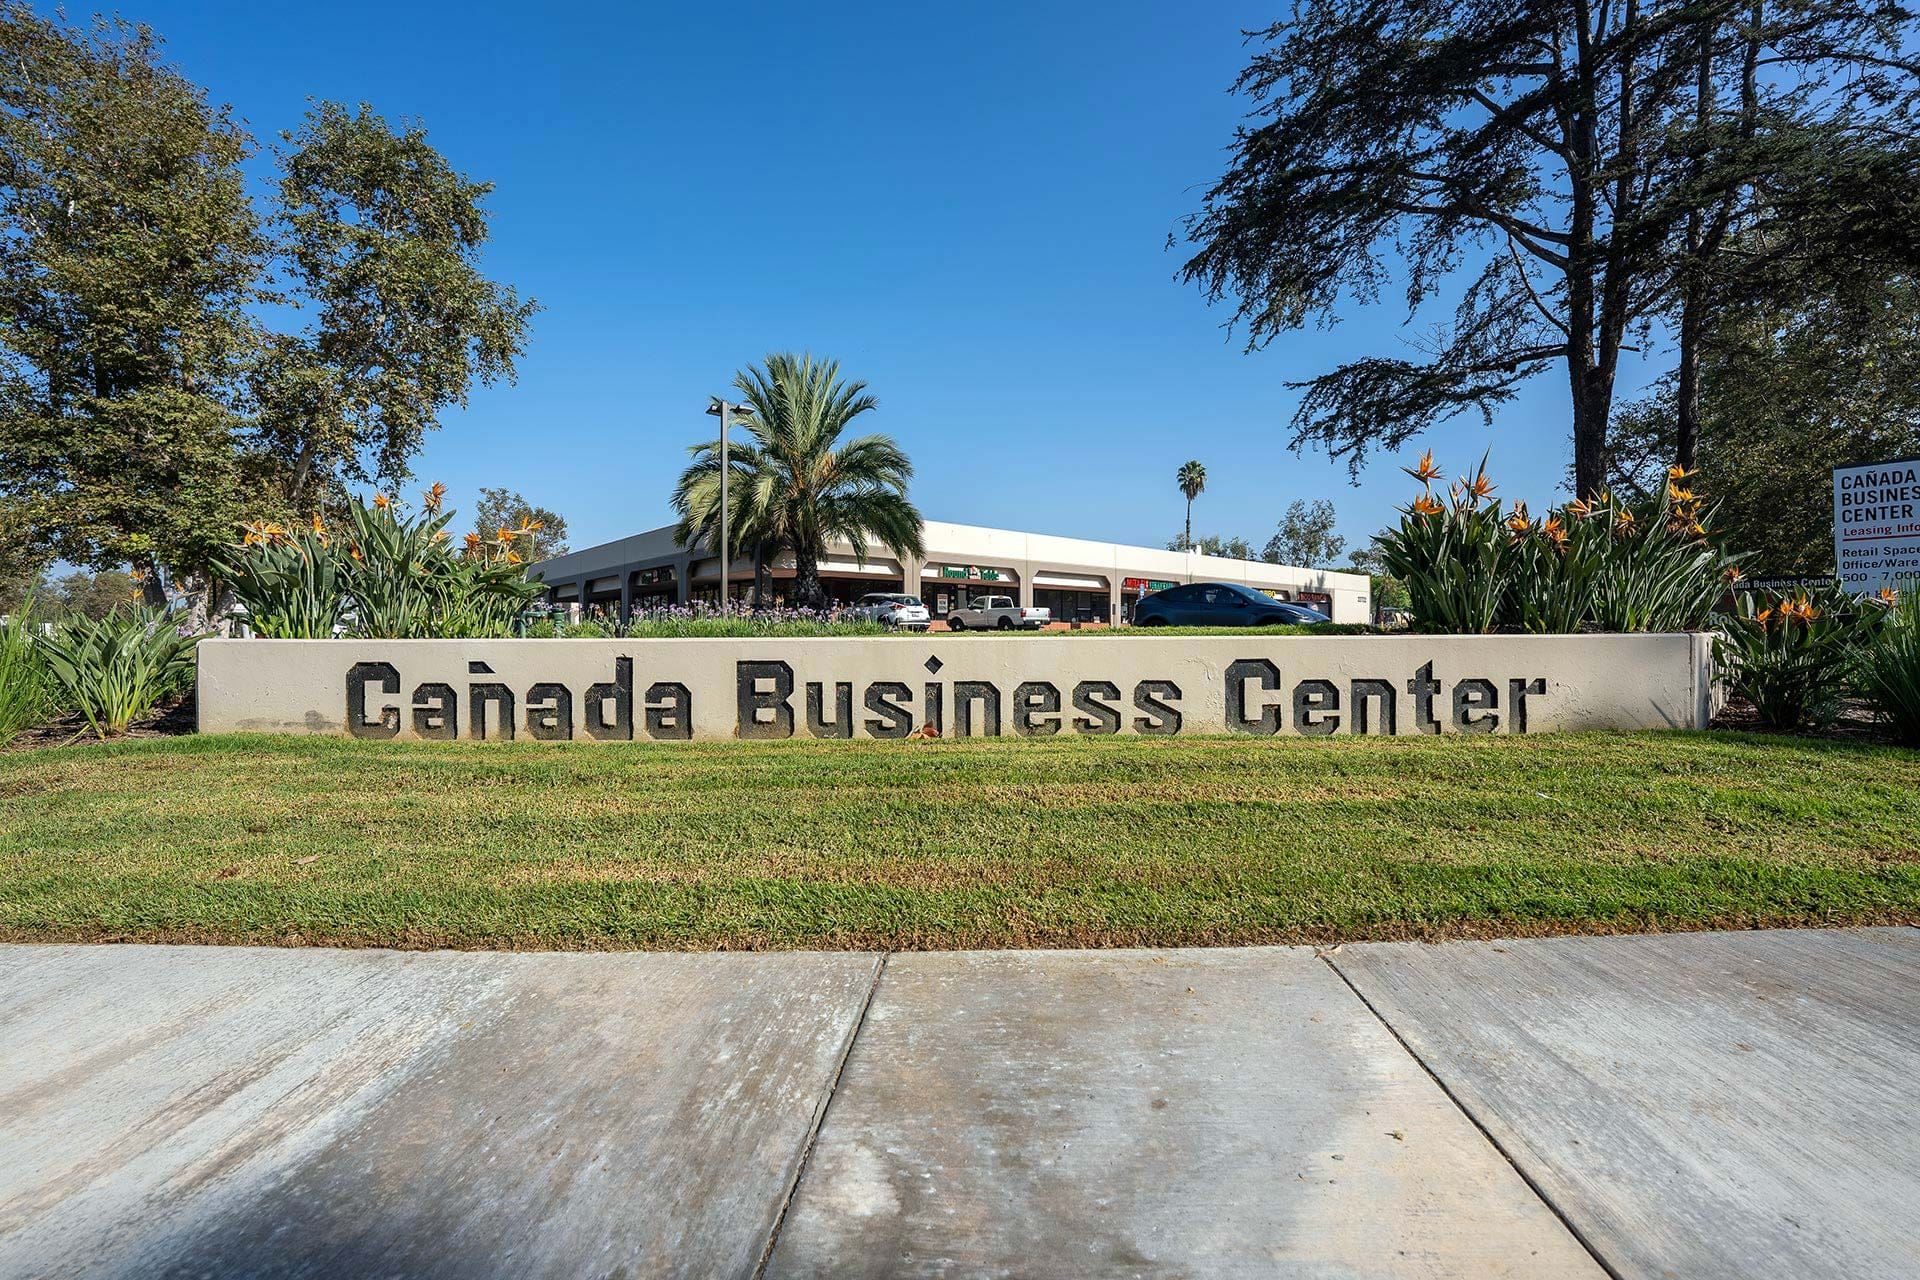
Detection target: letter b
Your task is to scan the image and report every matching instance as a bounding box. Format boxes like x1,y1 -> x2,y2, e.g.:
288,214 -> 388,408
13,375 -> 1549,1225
737,660 -> 795,739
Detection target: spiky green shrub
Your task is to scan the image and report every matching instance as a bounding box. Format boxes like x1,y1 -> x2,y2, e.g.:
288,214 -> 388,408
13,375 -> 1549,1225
36,607 -> 199,738
0,604 -> 54,746
1713,583 -> 1878,730
1856,582 -> 1920,744
1377,454 -> 1510,634
1500,500 -> 1607,633
218,518 -> 346,638
221,488 -> 544,639
1585,487 -> 1735,633
1379,453 -> 1741,634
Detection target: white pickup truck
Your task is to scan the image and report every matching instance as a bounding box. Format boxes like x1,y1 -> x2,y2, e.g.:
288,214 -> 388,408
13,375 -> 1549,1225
946,595 -> 1051,631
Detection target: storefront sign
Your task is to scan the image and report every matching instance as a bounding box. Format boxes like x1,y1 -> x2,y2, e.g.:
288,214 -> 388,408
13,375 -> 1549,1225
1123,577 -> 1177,594
1834,458 -> 1920,595
198,634 -> 1716,742
939,565 -> 1006,581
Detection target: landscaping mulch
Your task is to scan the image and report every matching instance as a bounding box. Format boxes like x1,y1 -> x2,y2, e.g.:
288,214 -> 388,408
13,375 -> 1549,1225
1709,693 -> 1901,745
3,695 -> 195,754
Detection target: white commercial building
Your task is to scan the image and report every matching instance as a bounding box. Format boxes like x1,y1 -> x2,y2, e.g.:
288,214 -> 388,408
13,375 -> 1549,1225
534,519 -> 1371,625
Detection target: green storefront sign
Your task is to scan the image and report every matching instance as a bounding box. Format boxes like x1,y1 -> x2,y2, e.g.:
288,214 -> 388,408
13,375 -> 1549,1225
938,565 -> 1005,581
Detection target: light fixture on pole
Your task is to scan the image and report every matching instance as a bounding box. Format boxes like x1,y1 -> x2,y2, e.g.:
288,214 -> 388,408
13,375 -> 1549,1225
705,397 -> 754,609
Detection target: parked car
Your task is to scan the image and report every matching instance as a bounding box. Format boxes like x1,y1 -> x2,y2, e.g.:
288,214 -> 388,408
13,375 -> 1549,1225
1131,582 -> 1331,628
846,593 -> 931,631
946,595 -> 1051,631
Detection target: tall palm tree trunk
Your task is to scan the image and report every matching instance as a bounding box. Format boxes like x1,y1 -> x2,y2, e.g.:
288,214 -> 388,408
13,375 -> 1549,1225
1184,501 -> 1192,549
794,544 -> 826,611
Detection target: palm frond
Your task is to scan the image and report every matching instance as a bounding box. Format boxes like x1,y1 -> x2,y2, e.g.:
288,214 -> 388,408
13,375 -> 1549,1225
677,353 -> 921,602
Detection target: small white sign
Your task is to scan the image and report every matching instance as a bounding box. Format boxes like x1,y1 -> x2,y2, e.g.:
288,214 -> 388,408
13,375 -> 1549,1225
1833,458 -> 1920,595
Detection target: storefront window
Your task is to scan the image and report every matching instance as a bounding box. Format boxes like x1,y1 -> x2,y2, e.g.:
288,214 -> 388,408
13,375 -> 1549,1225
1035,588 -> 1109,624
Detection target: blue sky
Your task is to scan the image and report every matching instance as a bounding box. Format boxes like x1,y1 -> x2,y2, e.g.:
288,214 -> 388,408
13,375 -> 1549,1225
107,0 -> 1639,559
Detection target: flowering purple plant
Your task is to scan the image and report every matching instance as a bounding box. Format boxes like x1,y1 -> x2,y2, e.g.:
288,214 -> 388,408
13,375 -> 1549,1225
543,598 -> 884,638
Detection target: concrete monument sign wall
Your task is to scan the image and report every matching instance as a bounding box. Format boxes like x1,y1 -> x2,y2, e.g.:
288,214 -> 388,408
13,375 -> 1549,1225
1834,457 -> 1920,595
197,634 -> 1717,742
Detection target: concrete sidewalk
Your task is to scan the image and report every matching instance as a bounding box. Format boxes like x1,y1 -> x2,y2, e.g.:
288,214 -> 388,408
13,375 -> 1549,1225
1,929 -> 1914,1279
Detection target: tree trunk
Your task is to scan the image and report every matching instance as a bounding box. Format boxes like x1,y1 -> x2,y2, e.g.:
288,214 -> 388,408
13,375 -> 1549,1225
1570,358 -> 1613,501
1672,7 -> 1756,477
172,570 -> 230,634
290,440 -> 316,508
1675,277 -> 1705,472
1563,5 -> 1617,503
136,560 -> 169,610
1183,501 -> 1192,549
1674,22 -> 1713,476
793,543 -> 825,611
751,541 -> 768,610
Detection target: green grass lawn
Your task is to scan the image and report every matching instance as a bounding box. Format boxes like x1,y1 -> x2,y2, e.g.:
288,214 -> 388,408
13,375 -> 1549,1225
2,731 -> 1917,951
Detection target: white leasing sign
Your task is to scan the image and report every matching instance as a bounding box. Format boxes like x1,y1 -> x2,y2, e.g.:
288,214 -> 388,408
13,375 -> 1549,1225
1834,458 -> 1920,595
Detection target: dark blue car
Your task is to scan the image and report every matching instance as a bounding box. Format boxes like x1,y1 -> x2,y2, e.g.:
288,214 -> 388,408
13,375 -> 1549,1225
1132,582 -> 1330,628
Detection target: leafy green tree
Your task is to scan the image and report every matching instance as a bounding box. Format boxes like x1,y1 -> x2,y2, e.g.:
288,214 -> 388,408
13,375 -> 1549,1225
0,501 -> 50,615
1662,48 -> 1920,470
1167,532 -> 1254,559
0,11 -> 536,626
1344,542 -> 1410,613
0,6 -> 265,619
1180,1 -> 1920,498
256,103 -> 539,506
672,354 -> 925,609
1611,272 -> 1920,575
1176,461 -> 1206,549
1262,498 -> 1346,567
470,488 -> 569,563
45,568 -> 141,621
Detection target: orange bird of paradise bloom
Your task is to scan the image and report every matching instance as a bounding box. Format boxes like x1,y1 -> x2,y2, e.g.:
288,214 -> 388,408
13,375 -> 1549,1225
1403,449 -> 1444,484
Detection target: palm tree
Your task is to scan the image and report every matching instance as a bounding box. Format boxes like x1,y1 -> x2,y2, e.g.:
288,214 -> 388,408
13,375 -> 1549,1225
1177,460 -> 1207,549
672,353 -> 925,610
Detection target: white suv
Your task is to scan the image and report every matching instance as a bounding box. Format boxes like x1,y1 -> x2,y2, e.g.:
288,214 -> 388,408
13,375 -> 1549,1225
847,593 -> 932,631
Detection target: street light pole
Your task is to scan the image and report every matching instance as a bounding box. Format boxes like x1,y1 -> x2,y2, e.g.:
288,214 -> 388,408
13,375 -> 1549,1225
705,398 -> 754,611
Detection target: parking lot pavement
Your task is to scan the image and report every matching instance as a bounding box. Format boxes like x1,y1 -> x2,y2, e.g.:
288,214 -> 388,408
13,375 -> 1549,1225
0,945 -> 881,1280
763,948 -> 1600,1279
4,930 -> 1914,1279
1330,927 -> 1920,1280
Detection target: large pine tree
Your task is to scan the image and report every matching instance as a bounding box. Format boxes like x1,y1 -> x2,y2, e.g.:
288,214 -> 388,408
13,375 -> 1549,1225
1180,1 -> 1920,498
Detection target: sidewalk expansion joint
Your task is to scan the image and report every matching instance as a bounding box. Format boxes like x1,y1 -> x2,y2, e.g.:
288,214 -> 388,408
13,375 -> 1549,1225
1318,950 -> 1625,1280
753,950 -> 890,1279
